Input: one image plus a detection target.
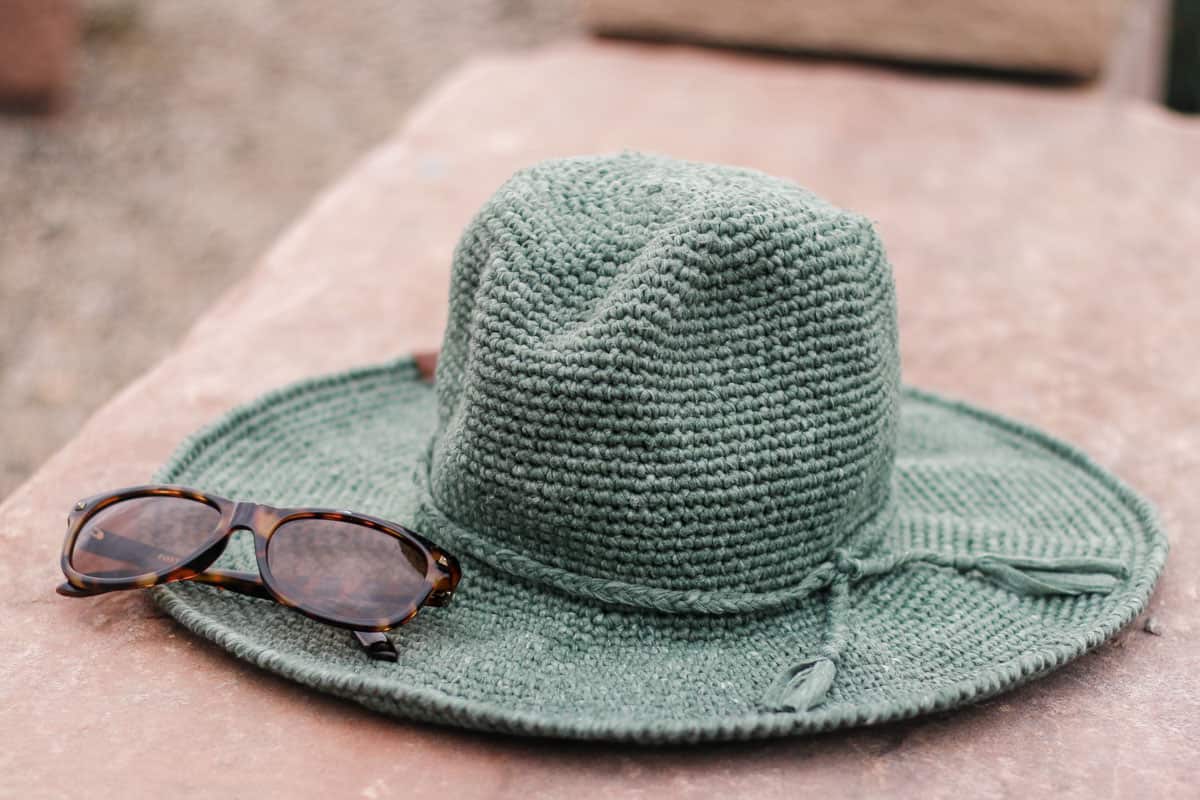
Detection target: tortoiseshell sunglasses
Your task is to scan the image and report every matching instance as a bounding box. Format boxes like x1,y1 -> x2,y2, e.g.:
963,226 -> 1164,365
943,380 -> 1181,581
56,485 -> 461,661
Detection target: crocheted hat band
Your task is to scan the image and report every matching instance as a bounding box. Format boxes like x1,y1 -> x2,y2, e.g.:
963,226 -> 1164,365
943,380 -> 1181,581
414,457 -> 1128,622
412,454 -> 898,616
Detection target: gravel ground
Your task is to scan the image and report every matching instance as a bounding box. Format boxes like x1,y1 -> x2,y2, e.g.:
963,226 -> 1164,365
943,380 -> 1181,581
0,0 -> 579,500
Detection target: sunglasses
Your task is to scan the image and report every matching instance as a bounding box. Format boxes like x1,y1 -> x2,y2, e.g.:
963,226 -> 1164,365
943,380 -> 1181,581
56,485 -> 461,661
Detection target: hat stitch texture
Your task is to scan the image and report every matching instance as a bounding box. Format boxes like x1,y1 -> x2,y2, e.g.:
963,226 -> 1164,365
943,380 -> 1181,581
152,153 -> 1167,743
426,154 -> 899,597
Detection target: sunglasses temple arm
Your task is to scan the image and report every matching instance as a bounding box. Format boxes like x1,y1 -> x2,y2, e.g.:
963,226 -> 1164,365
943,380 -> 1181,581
188,571 -> 397,661
189,569 -> 273,599
353,630 -> 398,662
187,573 -> 398,662
187,570 -> 397,662
186,571 -> 397,660
71,529 -> 267,594
74,527 -> 191,571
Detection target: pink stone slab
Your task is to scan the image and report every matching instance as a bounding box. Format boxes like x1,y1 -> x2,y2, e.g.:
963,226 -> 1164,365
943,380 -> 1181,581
0,0 -> 77,110
3,40 -> 1197,798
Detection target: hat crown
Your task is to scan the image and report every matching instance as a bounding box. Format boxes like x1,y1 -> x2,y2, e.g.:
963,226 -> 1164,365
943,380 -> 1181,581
425,154 -> 900,593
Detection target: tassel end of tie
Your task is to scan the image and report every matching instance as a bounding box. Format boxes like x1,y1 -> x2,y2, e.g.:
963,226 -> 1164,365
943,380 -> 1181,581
970,554 -> 1128,597
760,656 -> 837,712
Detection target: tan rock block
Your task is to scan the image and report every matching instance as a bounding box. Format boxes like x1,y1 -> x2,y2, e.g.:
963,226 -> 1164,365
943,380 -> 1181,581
584,0 -> 1128,77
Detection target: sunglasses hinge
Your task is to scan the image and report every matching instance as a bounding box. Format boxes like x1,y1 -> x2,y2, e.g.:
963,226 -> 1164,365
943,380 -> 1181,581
425,588 -> 455,607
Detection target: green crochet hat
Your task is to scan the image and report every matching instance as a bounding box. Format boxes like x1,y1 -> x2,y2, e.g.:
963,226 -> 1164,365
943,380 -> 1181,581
155,153 -> 1166,743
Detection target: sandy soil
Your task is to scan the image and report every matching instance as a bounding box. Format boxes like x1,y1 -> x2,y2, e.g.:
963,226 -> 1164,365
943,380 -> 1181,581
0,0 -> 579,499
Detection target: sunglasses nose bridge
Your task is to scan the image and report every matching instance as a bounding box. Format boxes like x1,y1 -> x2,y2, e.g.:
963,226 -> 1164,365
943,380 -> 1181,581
230,501 -> 277,533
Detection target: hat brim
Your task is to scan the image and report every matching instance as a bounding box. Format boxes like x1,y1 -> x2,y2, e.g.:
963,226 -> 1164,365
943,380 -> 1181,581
154,357 -> 1165,743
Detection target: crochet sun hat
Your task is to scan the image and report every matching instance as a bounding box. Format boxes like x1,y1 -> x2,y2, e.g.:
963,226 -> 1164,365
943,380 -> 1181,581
153,153 -> 1166,743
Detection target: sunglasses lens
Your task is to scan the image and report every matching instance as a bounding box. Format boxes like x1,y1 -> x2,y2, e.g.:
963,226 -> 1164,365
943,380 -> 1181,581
266,517 -> 430,625
70,495 -> 223,580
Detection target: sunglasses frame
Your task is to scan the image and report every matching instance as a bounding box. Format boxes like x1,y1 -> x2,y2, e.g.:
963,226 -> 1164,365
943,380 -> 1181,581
57,484 -> 461,641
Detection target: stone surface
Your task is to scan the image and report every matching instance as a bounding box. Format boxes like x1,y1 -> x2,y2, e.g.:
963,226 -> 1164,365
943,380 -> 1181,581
584,0 -> 1128,77
3,40 -> 1198,798
0,0 -> 77,109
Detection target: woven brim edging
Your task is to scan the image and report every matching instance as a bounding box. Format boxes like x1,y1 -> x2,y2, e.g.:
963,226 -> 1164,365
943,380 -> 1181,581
152,357 -> 1167,744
